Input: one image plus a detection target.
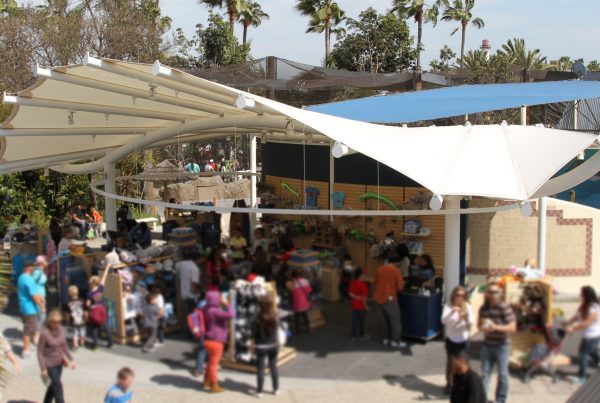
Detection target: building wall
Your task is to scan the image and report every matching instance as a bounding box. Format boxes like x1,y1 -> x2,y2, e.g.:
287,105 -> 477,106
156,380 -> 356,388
467,197 -> 598,295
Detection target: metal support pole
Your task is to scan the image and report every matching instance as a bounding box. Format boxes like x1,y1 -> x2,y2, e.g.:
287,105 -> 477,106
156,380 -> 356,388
574,100 -> 579,130
104,162 -> 117,232
520,105 -> 527,126
249,134 -> 258,239
537,197 -> 547,271
444,196 -> 461,300
329,141 -> 335,223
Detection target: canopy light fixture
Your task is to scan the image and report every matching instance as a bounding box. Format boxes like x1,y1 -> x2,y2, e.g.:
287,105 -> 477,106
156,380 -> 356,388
152,60 -> 172,77
235,93 -> 256,110
429,194 -> 444,211
83,52 -> 102,68
520,201 -> 533,217
331,141 -> 349,158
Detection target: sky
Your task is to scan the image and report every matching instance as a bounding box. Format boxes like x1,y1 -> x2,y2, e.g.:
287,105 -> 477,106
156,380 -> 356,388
25,0 -> 600,68
162,0 -> 600,67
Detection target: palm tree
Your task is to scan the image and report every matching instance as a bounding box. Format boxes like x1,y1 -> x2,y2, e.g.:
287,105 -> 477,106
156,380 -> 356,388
237,1 -> 269,46
587,60 -> 600,72
197,0 -> 246,31
498,38 -> 546,69
392,0 -> 441,70
295,0 -> 346,60
546,56 -> 574,72
439,0 -> 484,69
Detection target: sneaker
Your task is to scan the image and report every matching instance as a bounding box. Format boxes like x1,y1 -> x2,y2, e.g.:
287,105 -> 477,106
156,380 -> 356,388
142,347 -> 155,354
155,342 -> 164,347
254,392 -> 264,399
569,376 -> 586,385
382,339 -> 390,346
273,390 -> 280,396
390,341 -> 407,348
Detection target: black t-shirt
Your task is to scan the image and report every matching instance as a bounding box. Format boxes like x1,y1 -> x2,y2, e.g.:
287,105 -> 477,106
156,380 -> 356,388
72,208 -> 85,221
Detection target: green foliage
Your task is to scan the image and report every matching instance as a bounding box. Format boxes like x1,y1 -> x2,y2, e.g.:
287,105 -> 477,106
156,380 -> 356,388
498,38 -> 546,69
329,8 -> 415,73
198,12 -> 249,67
463,50 -> 514,84
429,44 -> 456,71
587,60 -> 600,72
392,0 -> 441,67
238,0 -> 269,45
197,0 -> 246,30
295,0 -> 346,58
438,0 -> 484,68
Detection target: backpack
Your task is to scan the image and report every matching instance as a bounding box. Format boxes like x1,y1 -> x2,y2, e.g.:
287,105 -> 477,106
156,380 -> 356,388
187,309 -> 206,340
88,304 -> 107,326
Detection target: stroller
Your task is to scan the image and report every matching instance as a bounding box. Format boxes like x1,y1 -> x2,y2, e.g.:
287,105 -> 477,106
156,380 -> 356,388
523,324 -> 567,383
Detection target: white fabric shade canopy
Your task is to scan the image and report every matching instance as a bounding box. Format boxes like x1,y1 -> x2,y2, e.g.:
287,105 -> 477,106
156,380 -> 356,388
1,56 -> 598,202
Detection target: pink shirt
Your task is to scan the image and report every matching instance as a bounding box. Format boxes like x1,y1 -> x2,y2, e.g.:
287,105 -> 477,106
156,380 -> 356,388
291,278 -> 312,312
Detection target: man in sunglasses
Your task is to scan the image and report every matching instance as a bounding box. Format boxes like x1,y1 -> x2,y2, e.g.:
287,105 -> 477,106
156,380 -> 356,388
478,282 -> 516,403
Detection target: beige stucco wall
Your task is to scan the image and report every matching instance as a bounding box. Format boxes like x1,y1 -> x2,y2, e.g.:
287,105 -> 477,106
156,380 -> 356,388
467,197 -> 598,295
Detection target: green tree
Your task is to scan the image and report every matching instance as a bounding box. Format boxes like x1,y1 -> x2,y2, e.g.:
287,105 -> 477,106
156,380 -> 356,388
392,0 -> 441,70
198,12 -> 249,67
439,0 -> 484,69
295,0 -> 346,60
587,60 -> 600,71
429,44 -> 456,71
463,50 -> 513,84
546,56 -> 575,71
197,0 -> 246,31
329,8 -> 415,73
498,37 -> 546,69
237,0 -> 269,46
0,0 -> 18,15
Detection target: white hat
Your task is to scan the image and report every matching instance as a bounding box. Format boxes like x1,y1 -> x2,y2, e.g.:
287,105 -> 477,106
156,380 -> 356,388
210,159 -> 214,162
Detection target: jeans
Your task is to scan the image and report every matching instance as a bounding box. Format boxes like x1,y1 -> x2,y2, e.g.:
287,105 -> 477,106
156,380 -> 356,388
44,365 -> 64,403
196,336 -> 206,373
204,340 -> 224,385
352,310 -> 366,339
294,311 -> 310,335
378,300 -> 401,342
72,221 -> 87,239
157,318 -> 165,344
143,326 -> 157,352
445,338 -> 469,386
256,347 -> 279,393
578,336 -> 600,379
481,343 -> 510,403
90,322 -> 113,349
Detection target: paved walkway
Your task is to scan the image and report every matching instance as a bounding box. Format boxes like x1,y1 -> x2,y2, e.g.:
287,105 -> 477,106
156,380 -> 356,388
1,300 -> 586,403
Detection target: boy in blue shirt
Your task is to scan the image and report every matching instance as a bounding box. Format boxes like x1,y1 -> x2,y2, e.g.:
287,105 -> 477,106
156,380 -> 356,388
17,262 -> 45,359
105,367 -> 135,403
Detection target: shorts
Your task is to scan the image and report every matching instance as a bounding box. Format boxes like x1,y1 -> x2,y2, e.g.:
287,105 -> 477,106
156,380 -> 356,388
22,314 -> 38,338
71,325 -> 86,339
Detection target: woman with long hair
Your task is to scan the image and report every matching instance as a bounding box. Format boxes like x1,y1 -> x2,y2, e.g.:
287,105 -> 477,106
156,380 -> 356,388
286,270 -> 312,335
203,291 -> 234,393
37,310 -> 76,403
565,286 -> 600,384
441,286 -> 474,394
252,296 -> 280,397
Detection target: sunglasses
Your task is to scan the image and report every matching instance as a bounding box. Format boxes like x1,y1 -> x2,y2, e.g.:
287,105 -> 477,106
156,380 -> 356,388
487,290 -> 501,294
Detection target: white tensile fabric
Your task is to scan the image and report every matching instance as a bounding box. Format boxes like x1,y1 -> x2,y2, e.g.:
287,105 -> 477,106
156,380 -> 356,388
0,58 -> 597,202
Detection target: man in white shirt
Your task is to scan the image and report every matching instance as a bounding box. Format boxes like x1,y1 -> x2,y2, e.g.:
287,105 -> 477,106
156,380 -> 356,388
176,250 -> 200,316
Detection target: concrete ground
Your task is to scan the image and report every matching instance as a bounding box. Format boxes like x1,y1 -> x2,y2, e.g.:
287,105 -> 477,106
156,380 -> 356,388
0,298 -> 587,403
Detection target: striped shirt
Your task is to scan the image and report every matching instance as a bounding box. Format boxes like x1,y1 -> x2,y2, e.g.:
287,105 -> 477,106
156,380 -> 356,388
479,301 -> 516,346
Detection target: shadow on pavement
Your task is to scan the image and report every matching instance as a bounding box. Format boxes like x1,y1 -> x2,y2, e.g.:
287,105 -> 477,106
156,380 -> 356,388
150,374 -> 254,395
383,374 -> 445,401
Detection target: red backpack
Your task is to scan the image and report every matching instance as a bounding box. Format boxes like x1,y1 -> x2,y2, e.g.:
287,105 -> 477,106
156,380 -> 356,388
187,309 -> 206,340
88,304 -> 107,326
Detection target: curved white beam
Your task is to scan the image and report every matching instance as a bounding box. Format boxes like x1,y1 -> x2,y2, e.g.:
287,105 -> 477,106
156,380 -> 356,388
533,150 -> 600,197
0,146 -> 113,174
0,127 -> 156,137
50,115 -> 292,174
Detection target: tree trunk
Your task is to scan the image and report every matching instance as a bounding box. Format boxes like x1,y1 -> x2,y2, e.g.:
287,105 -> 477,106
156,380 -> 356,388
416,16 -> 423,69
460,21 -> 467,69
243,22 -> 248,46
228,7 -> 235,32
325,16 -> 331,60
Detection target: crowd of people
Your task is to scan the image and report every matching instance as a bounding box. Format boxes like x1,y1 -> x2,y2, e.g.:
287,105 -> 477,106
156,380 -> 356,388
8,216 -> 600,403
